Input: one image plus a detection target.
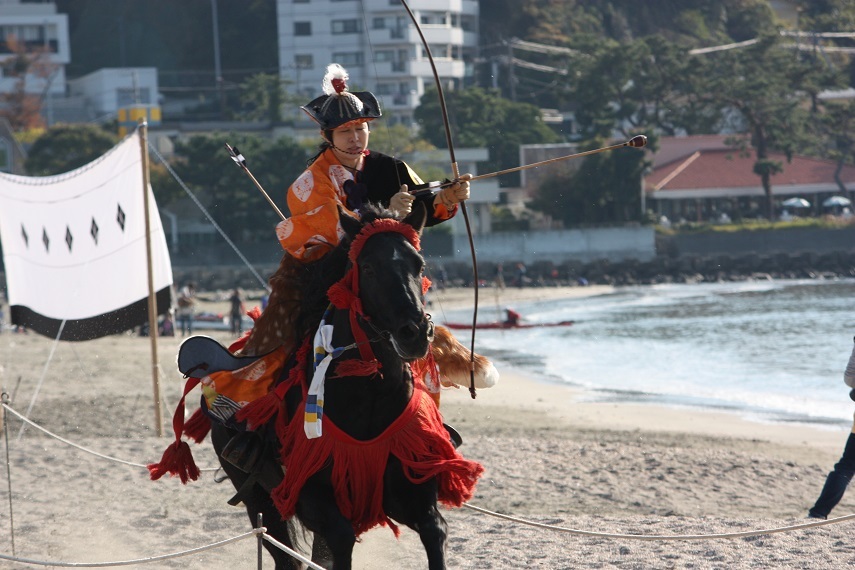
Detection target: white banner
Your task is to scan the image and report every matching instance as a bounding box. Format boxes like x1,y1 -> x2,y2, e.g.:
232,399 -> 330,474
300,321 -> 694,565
0,129 -> 173,340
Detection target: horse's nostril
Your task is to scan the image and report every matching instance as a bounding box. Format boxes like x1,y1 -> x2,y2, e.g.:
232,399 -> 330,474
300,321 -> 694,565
398,322 -> 420,341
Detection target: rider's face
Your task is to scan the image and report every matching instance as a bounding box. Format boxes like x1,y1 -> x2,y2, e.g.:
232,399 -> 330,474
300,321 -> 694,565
330,122 -> 370,165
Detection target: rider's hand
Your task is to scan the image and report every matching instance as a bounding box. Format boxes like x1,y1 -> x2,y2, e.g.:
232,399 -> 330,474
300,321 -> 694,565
390,185 -> 414,217
436,174 -> 472,209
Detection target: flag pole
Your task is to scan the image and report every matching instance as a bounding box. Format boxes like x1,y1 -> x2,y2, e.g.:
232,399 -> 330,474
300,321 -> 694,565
138,120 -> 164,437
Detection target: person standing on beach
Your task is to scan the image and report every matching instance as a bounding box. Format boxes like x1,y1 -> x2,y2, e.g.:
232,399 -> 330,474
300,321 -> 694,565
176,282 -> 197,336
807,337 -> 855,519
229,287 -> 245,335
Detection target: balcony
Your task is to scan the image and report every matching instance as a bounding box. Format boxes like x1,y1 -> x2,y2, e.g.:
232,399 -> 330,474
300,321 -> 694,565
420,26 -> 464,45
410,59 -> 466,79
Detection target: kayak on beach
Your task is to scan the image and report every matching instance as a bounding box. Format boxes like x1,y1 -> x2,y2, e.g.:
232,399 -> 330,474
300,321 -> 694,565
442,320 -> 575,330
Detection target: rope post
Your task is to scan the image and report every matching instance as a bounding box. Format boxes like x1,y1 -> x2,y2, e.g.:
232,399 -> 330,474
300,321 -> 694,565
257,513 -> 263,569
2,393 -> 15,556
138,120 -> 164,438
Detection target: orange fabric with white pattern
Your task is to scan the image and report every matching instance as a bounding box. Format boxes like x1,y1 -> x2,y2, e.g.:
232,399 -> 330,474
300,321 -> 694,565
276,149 -> 361,262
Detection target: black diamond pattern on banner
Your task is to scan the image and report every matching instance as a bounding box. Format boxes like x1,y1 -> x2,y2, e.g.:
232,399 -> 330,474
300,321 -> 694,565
117,204 -> 126,230
42,228 -> 49,252
90,217 -> 99,244
65,226 -> 73,251
21,224 -> 28,247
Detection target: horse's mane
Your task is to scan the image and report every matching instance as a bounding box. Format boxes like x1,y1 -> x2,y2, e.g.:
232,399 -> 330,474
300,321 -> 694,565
296,204 -> 398,339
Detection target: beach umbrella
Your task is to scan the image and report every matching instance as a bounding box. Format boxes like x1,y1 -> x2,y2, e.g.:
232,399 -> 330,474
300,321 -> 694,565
822,195 -> 852,208
782,197 -> 811,208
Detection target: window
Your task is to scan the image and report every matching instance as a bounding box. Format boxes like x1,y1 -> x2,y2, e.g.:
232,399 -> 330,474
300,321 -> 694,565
117,87 -> 151,106
372,17 -> 386,29
294,54 -> 313,69
294,22 -> 311,36
332,52 -> 363,67
422,45 -> 449,59
0,23 -> 58,53
374,50 -> 394,62
293,0 -> 309,3
331,19 -> 361,34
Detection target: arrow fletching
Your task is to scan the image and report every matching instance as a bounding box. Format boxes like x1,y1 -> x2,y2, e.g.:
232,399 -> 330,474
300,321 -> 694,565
225,143 -> 247,168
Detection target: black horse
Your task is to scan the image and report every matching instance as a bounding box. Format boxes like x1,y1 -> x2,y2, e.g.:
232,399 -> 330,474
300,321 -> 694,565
209,205 -> 482,570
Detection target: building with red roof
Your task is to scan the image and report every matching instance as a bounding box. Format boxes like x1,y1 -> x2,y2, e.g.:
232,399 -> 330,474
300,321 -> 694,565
645,135 -> 855,222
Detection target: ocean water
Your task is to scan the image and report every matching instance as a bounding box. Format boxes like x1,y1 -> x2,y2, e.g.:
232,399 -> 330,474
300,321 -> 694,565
436,279 -> 855,429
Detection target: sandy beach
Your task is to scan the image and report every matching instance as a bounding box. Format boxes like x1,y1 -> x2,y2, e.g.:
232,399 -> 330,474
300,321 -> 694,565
2,285 -> 855,569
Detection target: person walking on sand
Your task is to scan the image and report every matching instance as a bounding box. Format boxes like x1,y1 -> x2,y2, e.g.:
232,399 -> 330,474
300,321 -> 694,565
176,282 -> 197,336
229,287 -> 245,335
807,336 -> 855,519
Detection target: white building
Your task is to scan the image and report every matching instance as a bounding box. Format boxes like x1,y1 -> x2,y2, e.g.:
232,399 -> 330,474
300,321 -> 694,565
276,0 -> 478,128
0,0 -> 69,96
68,68 -> 158,116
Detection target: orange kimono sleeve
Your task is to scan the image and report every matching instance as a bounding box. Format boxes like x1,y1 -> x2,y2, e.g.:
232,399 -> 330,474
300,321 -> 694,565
276,164 -> 346,262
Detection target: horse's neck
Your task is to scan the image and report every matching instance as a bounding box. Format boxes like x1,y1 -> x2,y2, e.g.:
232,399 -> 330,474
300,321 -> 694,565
320,311 -> 414,440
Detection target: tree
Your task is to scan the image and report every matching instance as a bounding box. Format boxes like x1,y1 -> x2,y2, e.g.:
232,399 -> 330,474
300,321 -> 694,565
25,124 -> 117,175
572,35 -> 711,139
527,134 -> 652,226
414,86 -> 559,187
0,36 -> 59,131
237,73 -> 301,124
689,32 -> 842,219
165,133 -> 307,240
810,99 -> 855,194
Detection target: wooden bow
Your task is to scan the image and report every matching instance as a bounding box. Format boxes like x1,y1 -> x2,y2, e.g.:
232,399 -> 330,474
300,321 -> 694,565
399,0 -> 480,398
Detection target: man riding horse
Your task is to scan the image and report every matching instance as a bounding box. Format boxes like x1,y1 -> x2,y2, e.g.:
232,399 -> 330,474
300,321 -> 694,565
148,65 -> 497,568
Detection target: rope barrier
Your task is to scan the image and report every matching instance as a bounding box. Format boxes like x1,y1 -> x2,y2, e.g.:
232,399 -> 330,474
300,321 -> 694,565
463,503 -> 855,540
0,402 -> 219,472
262,533 -> 326,570
8,395 -> 855,543
0,529 -> 261,567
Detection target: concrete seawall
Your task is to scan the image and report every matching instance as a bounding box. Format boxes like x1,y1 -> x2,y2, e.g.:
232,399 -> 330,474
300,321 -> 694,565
2,226 -> 853,293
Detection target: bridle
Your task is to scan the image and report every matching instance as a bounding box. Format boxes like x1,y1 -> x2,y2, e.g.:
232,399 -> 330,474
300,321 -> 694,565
326,217 -> 432,366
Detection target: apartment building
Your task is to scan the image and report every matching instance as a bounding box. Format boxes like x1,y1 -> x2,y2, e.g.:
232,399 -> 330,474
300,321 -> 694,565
0,0 -> 69,96
277,0 -> 478,128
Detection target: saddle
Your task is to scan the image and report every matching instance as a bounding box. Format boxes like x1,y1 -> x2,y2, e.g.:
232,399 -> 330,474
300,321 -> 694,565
177,335 -> 264,377
178,335 -> 285,502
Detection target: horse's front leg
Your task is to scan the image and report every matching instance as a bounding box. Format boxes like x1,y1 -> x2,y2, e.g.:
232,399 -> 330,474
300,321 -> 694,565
412,503 -> 448,570
384,460 -> 447,570
296,472 -> 356,570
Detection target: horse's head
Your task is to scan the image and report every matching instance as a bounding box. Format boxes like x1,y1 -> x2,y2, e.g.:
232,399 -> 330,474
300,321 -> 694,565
337,204 -> 434,361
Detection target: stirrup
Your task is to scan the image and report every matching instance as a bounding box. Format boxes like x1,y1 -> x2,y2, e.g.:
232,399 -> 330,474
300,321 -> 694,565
221,431 -> 263,473
443,423 -> 463,449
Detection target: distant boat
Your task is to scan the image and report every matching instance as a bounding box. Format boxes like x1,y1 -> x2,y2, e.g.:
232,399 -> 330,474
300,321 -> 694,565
442,319 -> 574,330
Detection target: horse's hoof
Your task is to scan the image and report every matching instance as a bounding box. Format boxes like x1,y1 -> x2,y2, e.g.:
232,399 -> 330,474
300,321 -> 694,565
221,431 -> 263,473
443,423 -> 463,449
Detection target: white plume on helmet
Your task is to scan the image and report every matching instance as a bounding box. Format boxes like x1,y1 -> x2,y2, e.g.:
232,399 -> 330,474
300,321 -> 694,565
321,63 -> 364,114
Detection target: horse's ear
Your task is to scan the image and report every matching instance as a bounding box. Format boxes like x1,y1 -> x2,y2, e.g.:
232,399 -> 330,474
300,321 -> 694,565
403,201 -> 427,234
337,205 -> 363,239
